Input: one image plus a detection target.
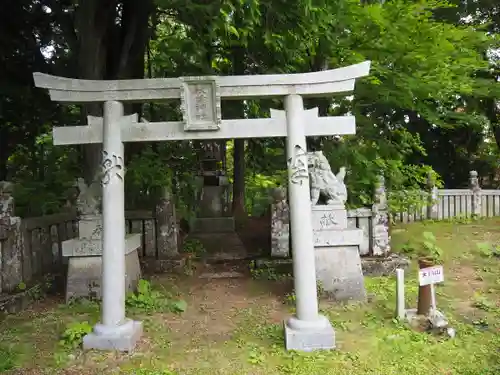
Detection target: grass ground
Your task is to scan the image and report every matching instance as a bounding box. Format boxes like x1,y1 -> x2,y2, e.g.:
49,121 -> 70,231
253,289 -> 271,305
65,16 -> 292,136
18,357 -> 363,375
0,218 -> 499,375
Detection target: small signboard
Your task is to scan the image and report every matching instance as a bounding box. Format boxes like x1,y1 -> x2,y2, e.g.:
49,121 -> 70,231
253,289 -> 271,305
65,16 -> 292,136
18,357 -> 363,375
418,266 -> 444,286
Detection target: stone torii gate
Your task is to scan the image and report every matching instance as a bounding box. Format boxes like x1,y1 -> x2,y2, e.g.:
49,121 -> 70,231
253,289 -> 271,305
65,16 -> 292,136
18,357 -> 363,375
33,61 -> 370,352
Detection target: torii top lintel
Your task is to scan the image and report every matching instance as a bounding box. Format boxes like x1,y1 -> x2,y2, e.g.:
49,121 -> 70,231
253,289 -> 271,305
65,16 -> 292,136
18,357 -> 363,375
32,61 -> 371,103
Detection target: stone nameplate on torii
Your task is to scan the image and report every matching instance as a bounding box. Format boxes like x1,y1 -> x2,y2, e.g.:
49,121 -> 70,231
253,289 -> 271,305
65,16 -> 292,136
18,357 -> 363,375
33,60 -> 371,353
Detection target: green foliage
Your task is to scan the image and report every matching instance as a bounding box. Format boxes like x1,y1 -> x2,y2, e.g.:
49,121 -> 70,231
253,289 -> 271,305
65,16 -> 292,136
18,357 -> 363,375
0,345 -> 16,372
3,0 -> 500,219
249,261 -> 292,281
9,133 -> 79,217
181,238 -> 206,257
245,172 -> 287,216
400,231 -> 443,263
125,279 -> 187,313
477,242 -> 500,258
59,321 -> 93,349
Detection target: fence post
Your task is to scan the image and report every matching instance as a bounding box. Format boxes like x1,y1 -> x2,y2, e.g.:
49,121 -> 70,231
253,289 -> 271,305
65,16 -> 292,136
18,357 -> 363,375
154,186 -> 179,258
470,170 -> 482,217
0,181 -> 23,294
426,172 -> 439,220
372,175 -> 391,256
270,187 -> 290,258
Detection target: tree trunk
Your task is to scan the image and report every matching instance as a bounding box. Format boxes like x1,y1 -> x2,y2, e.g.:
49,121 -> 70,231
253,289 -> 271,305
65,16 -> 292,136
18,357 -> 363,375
74,0 -> 153,185
230,45 -> 247,220
232,138 -> 246,219
75,0 -> 115,185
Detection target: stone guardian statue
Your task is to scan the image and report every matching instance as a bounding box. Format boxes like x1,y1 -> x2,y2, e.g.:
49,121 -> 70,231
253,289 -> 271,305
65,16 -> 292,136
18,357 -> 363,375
307,151 -> 347,206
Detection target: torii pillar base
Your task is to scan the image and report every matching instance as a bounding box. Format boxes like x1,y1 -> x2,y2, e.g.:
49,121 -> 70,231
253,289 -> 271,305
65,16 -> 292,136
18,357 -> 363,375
284,316 -> 336,351
83,319 -> 143,352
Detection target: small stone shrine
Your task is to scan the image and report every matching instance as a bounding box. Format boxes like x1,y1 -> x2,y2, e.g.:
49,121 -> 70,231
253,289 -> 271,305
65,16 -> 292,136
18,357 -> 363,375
308,151 -> 366,301
192,141 -> 234,233
62,173 -> 142,301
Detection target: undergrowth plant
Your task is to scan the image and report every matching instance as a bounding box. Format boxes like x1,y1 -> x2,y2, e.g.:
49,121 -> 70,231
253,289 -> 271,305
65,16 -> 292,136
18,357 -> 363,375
181,238 -> 206,257
59,321 -> 93,349
0,345 -> 16,372
477,242 -> 500,258
126,279 -> 187,313
400,231 -> 443,263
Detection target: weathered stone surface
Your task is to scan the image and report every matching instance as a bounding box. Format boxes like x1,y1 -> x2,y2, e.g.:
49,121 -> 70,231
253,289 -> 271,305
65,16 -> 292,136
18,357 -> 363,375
62,233 -> 141,257
361,254 -> 411,276
155,189 -> 178,258
0,181 -> 23,294
372,175 -> 390,255
313,227 -> 364,247
199,186 -> 225,218
65,249 -> 141,301
315,246 -> 366,301
311,206 -> 348,231
180,77 -> 222,131
140,257 -> 185,274
76,177 -> 102,216
427,172 -> 439,220
271,187 -> 290,258
192,217 -> 235,233
307,151 -> 347,206
470,170 -> 482,216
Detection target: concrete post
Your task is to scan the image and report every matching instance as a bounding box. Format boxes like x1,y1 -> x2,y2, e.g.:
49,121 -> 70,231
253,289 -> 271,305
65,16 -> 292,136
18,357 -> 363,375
395,268 -> 405,319
83,101 -> 142,351
283,94 -> 335,351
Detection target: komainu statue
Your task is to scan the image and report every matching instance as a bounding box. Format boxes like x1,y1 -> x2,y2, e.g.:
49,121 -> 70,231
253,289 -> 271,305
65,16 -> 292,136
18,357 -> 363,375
76,177 -> 102,216
307,151 -> 347,206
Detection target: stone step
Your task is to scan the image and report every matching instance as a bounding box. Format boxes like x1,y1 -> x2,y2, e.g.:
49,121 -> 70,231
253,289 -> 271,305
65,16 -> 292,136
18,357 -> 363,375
192,217 -> 235,233
198,262 -> 248,279
187,231 -> 248,263
198,271 -> 246,279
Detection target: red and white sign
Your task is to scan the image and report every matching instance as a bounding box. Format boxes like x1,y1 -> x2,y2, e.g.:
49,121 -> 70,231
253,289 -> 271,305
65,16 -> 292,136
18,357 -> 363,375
418,266 -> 444,286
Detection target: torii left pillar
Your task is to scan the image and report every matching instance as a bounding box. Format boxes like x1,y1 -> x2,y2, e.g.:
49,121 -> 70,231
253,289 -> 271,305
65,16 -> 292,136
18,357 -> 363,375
83,101 -> 143,351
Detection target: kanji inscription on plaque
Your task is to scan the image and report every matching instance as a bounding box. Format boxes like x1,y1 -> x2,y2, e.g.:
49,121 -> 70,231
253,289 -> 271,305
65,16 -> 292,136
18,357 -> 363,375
180,77 -> 222,131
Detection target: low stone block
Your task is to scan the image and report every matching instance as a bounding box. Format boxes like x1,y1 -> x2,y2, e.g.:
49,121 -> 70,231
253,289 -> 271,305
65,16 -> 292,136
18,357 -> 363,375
313,228 -> 363,247
62,233 -> 141,257
65,248 -> 142,301
315,245 -> 366,301
83,320 -> 143,352
284,320 -> 336,351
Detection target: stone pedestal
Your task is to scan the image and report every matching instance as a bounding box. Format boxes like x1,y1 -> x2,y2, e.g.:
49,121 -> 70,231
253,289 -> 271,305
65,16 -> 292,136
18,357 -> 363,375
62,215 -> 142,301
312,205 -> 366,301
284,315 -> 336,351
